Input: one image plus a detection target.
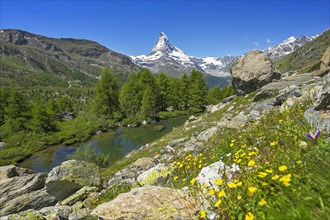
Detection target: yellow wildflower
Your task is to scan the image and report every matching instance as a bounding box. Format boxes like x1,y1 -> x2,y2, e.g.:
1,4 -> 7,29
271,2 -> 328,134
201,184 -> 206,189
248,160 -> 255,167
236,159 -> 242,164
257,172 -> 268,178
199,210 -> 206,219
214,199 -> 222,207
266,169 -> 273,173
236,181 -> 242,187
279,119 -> 283,123
179,163 -> 184,168
209,189 -> 215,195
248,152 -> 256,156
214,179 -> 224,186
231,139 -> 235,143
230,143 -> 234,147
279,165 -> 288,171
190,178 -> 196,185
261,181 -> 269,186
228,182 -> 237,189
218,190 -> 226,197
258,198 -> 267,206
247,186 -> 257,196
245,212 -> 254,220
272,175 -> 280,180
198,164 -> 202,169
174,176 -> 179,181
270,141 -> 278,146
186,165 -> 191,169
279,173 -> 291,186
237,195 -> 242,200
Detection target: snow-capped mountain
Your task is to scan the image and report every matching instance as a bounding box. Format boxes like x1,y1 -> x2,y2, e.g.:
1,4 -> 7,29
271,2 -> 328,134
130,32 -> 236,78
130,32 -> 316,81
263,35 -> 315,60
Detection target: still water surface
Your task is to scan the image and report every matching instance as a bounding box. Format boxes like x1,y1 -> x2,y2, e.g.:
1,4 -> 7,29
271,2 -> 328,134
20,116 -> 188,172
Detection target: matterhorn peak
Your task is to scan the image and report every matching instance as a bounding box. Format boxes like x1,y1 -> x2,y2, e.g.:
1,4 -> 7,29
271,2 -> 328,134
151,32 -> 175,54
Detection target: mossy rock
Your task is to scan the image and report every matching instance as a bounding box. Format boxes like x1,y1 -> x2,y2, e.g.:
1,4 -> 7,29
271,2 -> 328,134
45,160 -> 101,201
137,164 -> 173,186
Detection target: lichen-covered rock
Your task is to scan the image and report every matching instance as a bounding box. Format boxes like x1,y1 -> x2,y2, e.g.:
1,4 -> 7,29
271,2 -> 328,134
133,157 -> 156,169
197,126 -> 218,142
1,209 -> 45,220
91,186 -> 198,220
45,160 -> 101,201
137,163 -> 172,186
59,186 -> 98,206
231,50 -> 280,95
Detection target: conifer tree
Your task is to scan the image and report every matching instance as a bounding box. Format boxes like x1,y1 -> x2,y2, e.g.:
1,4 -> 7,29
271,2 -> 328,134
94,68 -> 120,119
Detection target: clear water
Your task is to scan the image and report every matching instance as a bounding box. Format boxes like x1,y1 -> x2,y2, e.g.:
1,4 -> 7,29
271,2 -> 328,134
19,116 -> 188,172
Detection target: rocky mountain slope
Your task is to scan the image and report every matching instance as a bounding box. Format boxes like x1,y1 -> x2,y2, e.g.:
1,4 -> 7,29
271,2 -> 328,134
263,35 -> 315,61
0,29 -> 141,87
275,29 -> 330,73
1,33 -> 329,220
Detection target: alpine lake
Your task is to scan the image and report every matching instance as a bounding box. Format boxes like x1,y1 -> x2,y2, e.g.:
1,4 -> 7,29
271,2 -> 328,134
19,116 -> 188,172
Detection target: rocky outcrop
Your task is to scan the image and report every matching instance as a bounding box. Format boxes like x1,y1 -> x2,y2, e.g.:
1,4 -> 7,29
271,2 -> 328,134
0,166 -> 56,216
231,50 -> 281,95
320,46 -> 330,70
137,163 -> 172,186
45,160 -> 101,201
92,186 -> 198,220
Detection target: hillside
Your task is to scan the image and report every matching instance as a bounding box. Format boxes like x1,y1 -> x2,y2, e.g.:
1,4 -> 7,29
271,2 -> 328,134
275,29 -> 330,73
0,29 -> 141,88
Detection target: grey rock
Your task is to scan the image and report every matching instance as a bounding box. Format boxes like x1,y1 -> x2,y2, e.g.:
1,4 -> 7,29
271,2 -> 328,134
165,145 -> 176,153
39,205 -> 72,220
304,107 -> 330,134
0,187 -> 57,216
0,165 -> 35,180
169,137 -> 186,147
197,126 -> 218,142
46,160 -> 101,201
247,110 -> 261,122
68,208 -> 90,220
231,50 -> 280,95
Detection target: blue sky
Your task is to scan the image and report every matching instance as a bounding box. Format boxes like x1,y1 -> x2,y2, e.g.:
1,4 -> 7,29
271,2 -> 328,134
1,1 -> 329,57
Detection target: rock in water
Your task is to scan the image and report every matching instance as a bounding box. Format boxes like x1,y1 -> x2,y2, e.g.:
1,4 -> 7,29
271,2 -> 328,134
230,50 -> 280,95
92,186 -> 198,219
45,160 -> 101,201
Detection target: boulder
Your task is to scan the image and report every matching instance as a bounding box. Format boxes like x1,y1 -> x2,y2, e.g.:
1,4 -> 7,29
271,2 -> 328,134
320,46 -> 330,70
0,166 -> 57,216
231,50 -> 280,95
91,186 -> 198,220
133,157 -> 156,169
68,208 -> 90,220
45,160 -> 101,201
